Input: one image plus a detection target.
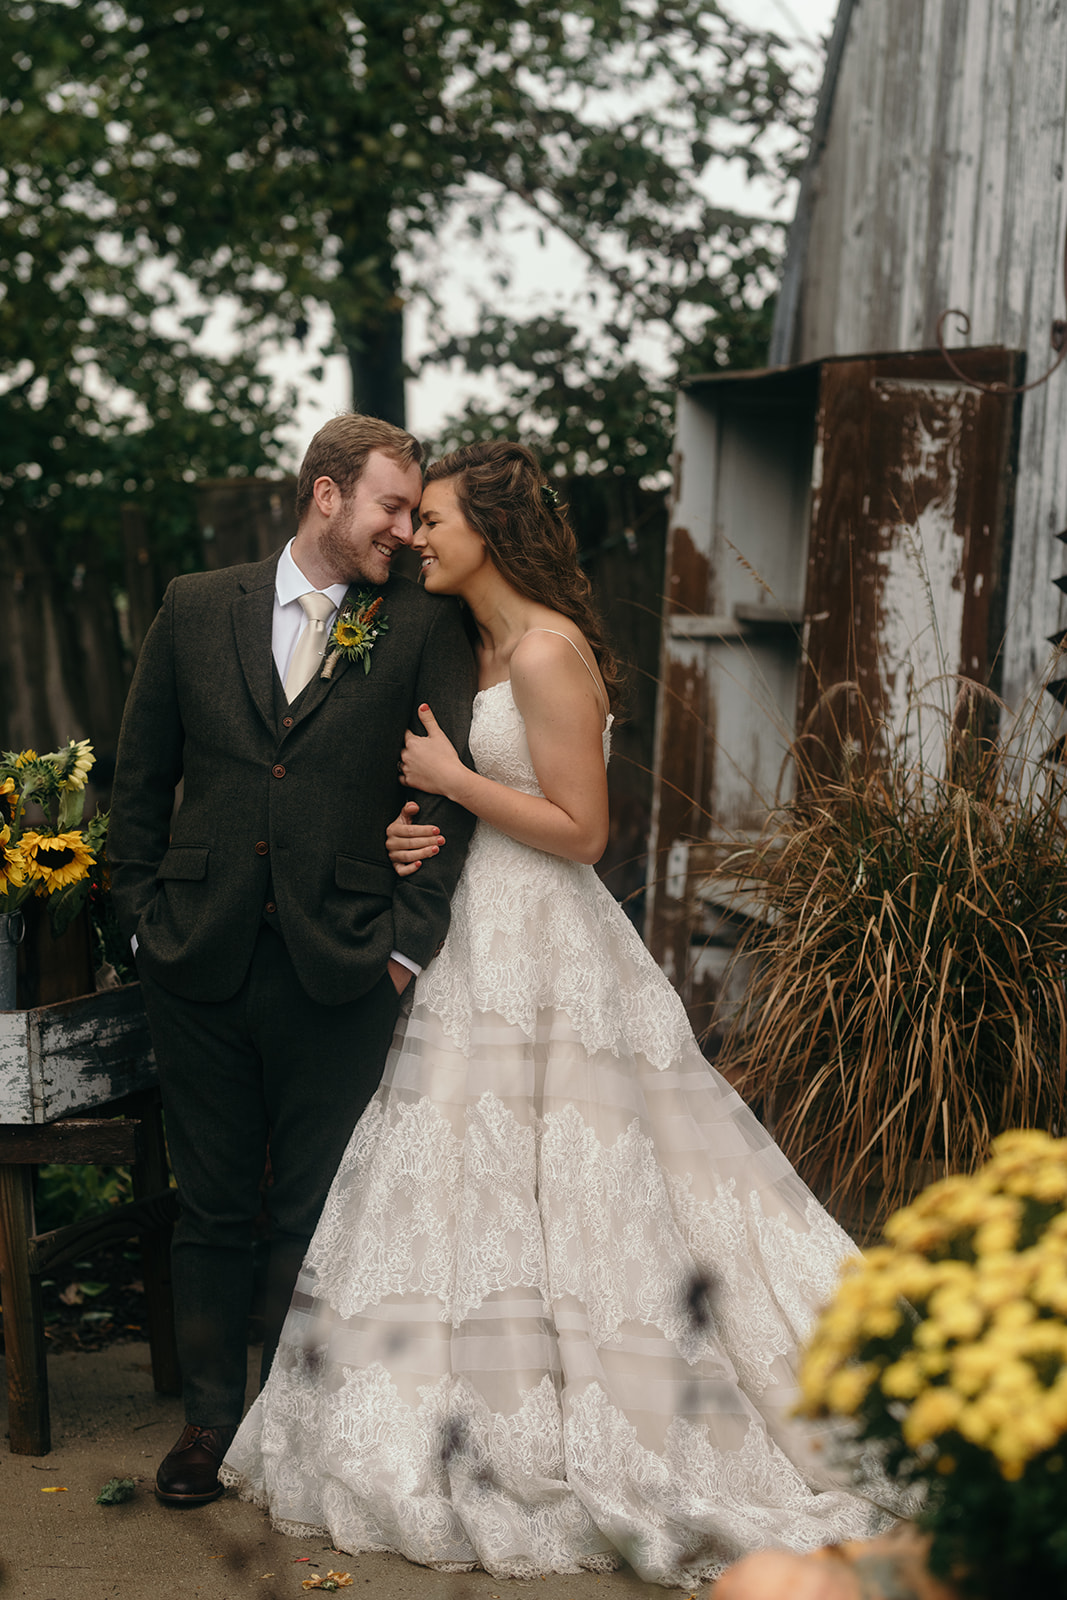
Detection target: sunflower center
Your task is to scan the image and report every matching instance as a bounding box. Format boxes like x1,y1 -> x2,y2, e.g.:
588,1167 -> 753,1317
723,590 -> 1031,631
37,845 -> 76,869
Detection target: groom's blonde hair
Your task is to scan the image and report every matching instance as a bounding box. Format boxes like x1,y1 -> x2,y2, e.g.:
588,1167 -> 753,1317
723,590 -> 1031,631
295,413 -> 423,523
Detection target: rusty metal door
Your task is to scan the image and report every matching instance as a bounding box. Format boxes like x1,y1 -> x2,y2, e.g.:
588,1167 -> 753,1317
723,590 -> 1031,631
798,350 -> 1022,770
646,348 -> 1021,1045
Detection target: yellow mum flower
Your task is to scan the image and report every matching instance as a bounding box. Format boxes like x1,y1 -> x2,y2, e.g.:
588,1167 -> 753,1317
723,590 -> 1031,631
950,1342 -> 1005,1398
882,1355 -> 926,1401
20,830 -> 95,893
957,1402 -> 993,1448
902,1385 -> 963,1447
994,1299 -> 1036,1332
824,1362 -> 879,1417
861,1305 -> 903,1341
927,1287 -> 985,1343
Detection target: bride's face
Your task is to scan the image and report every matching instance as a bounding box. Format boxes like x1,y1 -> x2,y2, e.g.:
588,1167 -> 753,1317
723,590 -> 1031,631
414,478 -> 489,596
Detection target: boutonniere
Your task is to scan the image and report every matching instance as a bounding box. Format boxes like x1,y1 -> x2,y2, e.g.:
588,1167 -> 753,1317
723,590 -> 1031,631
320,589 -> 389,679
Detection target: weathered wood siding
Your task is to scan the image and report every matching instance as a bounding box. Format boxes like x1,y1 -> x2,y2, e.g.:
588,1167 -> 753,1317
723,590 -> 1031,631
0,985 -> 155,1125
779,0 -> 1067,715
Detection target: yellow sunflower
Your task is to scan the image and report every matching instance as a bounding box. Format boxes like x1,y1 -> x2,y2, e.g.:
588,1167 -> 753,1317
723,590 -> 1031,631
0,776 -> 15,815
56,738 -> 95,791
0,823 -> 26,891
20,829 -> 95,893
334,618 -> 370,650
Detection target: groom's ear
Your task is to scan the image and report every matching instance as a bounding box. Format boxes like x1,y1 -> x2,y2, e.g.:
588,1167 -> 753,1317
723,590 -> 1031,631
312,476 -> 340,517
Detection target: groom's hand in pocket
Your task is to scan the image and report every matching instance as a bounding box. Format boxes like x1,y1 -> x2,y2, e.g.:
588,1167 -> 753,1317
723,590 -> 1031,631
387,957 -> 414,996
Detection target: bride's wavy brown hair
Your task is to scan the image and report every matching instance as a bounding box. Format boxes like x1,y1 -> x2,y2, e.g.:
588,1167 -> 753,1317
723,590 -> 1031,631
423,441 -> 623,706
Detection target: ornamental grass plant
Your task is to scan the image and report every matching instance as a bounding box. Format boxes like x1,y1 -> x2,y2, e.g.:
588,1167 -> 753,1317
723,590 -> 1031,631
798,1131 -> 1067,1597
713,680 -> 1067,1230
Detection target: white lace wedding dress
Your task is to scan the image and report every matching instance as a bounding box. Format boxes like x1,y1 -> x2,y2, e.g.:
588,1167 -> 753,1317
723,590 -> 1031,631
221,680 -> 889,1587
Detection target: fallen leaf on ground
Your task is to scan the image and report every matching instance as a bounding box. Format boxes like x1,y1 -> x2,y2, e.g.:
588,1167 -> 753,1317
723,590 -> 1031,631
96,1476 -> 136,1505
302,1572 -> 353,1591
40,1486 -> 67,1492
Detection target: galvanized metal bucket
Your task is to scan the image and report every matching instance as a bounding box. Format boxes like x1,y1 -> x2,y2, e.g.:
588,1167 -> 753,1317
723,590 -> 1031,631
0,910 -> 24,1009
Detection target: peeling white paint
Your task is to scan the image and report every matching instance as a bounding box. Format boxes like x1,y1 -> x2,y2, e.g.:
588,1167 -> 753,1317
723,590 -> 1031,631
0,987 -> 155,1125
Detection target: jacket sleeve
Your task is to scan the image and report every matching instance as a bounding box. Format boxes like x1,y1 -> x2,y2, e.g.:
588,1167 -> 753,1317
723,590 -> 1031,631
107,582 -> 185,942
390,599 -> 477,969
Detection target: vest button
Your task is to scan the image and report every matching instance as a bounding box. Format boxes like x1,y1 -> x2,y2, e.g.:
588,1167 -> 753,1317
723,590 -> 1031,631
254,841 -> 269,856
265,901 -> 277,914
282,716 -> 293,728
271,764 -> 286,778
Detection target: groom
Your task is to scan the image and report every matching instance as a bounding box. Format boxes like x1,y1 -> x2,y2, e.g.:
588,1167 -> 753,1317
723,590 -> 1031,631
108,413 -> 476,1506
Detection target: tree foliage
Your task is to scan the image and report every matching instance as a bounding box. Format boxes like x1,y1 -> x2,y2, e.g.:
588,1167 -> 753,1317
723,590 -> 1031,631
1,0 -> 815,575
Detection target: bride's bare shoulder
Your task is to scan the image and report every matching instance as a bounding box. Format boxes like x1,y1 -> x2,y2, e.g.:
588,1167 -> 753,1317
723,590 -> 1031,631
511,616 -> 593,670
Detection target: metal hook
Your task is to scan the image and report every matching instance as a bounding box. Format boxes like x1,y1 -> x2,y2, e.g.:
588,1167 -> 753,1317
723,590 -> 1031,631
936,224 -> 1067,396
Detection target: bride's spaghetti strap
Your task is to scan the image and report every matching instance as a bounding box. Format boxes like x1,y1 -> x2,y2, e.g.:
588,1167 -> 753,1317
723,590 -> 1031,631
525,628 -> 610,719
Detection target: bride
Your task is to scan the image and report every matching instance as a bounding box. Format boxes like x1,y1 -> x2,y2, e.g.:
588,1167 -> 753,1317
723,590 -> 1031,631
222,441 -> 891,1587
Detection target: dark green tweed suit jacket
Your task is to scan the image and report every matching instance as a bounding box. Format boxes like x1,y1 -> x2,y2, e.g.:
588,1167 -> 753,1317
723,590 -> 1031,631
108,552 -> 476,1006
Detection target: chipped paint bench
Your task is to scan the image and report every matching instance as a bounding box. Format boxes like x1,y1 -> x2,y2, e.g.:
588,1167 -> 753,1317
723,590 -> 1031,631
0,983 -> 180,1454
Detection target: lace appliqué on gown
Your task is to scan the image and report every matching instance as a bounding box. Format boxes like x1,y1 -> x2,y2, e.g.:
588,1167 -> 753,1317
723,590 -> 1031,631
222,681 -> 900,1587
418,682 -> 694,1071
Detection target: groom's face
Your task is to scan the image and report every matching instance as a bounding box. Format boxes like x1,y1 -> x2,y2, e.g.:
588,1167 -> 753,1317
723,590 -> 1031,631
317,450 -> 423,586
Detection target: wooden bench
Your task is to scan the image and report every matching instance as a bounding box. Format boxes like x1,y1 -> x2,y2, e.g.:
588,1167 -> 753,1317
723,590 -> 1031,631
0,984 -> 180,1455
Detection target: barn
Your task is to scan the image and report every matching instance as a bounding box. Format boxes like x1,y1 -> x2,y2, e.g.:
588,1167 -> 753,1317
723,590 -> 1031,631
646,0 -> 1067,1035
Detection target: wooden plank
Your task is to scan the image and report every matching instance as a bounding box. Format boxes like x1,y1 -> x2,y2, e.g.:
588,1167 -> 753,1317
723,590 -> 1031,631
0,1011 -> 35,1124
0,1119 -> 141,1166
37,988 -> 155,1121
0,1164 -> 49,1455
0,984 -> 155,1126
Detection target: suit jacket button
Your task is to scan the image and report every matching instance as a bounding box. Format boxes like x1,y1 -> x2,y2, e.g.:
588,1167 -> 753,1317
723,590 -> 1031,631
255,841 -> 269,856
271,763 -> 286,778
265,901 -> 277,914
282,717 -> 294,728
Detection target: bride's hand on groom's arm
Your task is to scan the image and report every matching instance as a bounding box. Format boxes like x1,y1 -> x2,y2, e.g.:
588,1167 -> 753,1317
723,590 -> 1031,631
386,799 -> 443,877
399,704 -> 467,796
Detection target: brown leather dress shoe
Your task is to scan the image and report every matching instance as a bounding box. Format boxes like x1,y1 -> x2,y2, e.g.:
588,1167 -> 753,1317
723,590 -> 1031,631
155,1424 -> 234,1506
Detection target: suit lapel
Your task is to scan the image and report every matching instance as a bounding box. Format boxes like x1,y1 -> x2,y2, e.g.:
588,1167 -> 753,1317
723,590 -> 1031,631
232,560 -> 281,735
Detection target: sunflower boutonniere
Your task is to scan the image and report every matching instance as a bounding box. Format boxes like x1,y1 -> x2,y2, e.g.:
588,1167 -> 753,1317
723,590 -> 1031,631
320,589 -> 389,679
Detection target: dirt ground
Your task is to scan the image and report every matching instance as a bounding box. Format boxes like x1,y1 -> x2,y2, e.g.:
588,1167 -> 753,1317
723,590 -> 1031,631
0,1343 -> 698,1600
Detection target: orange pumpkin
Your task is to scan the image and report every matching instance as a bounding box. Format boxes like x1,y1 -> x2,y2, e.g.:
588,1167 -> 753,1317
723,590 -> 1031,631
711,1526 -> 962,1600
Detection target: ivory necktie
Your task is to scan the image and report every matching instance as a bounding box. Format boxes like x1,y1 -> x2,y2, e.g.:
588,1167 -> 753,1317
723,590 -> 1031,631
284,591 -> 336,702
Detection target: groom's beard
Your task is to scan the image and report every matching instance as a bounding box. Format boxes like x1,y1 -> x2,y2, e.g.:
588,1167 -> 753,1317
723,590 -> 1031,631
319,499 -> 396,588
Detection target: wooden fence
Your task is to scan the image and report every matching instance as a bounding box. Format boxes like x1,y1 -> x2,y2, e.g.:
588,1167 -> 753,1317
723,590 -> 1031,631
1,477 -> 666,907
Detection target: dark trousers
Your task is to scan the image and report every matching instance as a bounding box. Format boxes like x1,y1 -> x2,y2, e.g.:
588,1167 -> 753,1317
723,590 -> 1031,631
139,923 -> 402,1428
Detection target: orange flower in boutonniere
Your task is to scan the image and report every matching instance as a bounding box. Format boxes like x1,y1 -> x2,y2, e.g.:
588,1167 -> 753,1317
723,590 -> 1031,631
320,589 -> 389,679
